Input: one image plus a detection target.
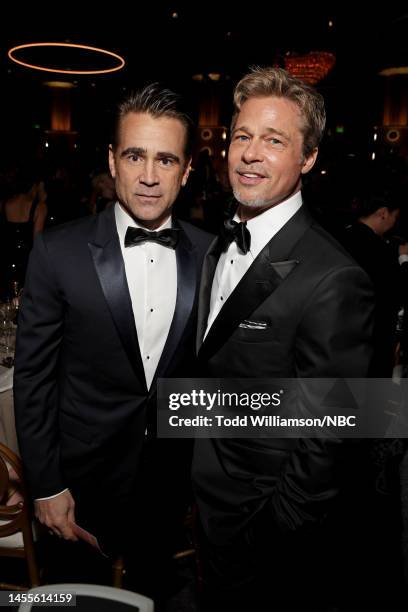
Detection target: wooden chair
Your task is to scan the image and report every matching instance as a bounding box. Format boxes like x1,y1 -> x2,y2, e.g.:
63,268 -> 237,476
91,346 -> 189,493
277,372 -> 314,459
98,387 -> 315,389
111,555 -> 126,588
111,509 -> 196,589
0,442 -> 40,590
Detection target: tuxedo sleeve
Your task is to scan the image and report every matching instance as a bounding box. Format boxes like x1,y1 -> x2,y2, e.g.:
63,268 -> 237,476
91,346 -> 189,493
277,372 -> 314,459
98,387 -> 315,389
264,264 -> 374,533
13,232 -> 66,499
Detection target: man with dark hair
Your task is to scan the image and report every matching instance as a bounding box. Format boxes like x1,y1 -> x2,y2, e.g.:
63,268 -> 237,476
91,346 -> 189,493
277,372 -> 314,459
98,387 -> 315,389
342,190 -> 402,376
14,84 -> 213,600
341,189 -> 406,602
192,67 -> 374,611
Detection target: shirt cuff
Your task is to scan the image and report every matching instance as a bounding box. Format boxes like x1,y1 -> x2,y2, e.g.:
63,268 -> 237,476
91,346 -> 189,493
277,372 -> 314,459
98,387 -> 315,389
35,488 -> 69,501
399,254 -> 408,265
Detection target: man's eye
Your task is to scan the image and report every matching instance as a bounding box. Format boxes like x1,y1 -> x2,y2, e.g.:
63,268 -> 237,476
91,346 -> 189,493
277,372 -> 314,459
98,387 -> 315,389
235,134 -> 249,142
160,158 -> 173,166
128,154 -> 141,162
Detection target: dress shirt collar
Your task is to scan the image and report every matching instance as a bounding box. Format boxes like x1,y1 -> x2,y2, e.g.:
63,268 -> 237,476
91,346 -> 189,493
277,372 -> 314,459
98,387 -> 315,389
234,191 -> 303,259
114,202 -> 173,247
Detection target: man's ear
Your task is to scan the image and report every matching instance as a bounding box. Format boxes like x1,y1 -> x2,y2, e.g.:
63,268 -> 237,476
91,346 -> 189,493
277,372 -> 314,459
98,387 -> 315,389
301,148 -> 318,175
181,157 -> 192,186
108,145 -> 116,178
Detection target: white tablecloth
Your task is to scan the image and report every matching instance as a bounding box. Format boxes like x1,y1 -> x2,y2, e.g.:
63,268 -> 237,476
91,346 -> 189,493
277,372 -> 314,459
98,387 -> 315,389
0,366 -> 18,454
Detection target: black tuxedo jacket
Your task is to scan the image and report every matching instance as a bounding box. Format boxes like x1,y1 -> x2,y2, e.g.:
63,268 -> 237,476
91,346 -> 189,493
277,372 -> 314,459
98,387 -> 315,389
14,206 -> 213,512
192,205 -> 374,547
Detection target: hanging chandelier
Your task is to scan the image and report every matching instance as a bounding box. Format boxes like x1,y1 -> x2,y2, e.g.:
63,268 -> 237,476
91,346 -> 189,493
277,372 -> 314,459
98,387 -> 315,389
284,51 -> 335,85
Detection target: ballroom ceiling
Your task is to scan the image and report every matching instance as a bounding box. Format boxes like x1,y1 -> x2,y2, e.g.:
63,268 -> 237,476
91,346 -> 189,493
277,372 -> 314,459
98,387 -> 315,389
1,5 -> 406,80
0,4 -> 407,162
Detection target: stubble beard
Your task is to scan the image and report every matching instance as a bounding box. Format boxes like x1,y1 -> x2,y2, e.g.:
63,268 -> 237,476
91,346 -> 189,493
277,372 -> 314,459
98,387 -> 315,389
232,186 -> 270,209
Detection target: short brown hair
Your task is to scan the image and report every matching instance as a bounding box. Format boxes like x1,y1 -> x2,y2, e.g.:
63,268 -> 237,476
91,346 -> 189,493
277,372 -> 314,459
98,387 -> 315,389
232,66 -> 326,158
112,83 -> 194,159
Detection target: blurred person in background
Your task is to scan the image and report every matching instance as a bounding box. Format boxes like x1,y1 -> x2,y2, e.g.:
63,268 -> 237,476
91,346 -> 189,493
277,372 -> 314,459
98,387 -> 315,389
89,171 -> 116,214
0,166 -> 47,299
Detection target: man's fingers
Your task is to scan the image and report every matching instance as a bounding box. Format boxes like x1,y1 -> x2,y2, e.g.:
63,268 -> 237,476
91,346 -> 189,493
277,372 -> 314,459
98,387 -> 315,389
47,524 -> 78,541
34,491 -> 78,540
59,524 -> 78,541
67,505 -> 76,526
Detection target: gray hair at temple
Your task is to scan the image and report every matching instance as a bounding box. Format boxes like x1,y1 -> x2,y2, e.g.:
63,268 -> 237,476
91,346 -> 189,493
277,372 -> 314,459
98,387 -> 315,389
112,83 -> 194,160
231,66 -> 326,159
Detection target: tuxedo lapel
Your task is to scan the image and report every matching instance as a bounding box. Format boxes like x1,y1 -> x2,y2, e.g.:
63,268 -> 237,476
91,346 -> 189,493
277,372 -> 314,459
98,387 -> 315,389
149,222 -> 198,391
196,236 -> 224,351
198,206 -> 313,361
88,207 -> 147,389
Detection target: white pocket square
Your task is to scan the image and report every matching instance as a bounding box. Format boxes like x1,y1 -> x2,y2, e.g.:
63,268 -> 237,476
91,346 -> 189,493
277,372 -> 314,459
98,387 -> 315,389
239,320 -> 269,330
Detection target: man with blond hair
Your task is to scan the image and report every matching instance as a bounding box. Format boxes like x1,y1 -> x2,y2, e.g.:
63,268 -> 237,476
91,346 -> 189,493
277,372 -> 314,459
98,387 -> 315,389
193,67 -> 374,611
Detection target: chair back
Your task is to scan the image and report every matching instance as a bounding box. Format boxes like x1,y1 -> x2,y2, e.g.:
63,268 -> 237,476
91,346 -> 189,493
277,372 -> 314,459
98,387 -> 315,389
0,442 -> 40,589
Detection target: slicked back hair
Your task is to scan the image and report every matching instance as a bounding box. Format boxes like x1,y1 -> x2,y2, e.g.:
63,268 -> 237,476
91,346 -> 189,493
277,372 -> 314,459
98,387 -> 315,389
111,83 -> 194,161
231,66 -> 326,158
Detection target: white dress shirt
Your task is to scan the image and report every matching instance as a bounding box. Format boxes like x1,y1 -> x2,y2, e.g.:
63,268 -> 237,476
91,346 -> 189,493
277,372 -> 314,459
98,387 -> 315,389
205,192 -> 302,337
115,202 -> 177,389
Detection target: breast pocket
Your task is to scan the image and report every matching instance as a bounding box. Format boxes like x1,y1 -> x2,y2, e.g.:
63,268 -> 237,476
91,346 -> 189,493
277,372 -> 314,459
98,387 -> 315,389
233,325 -> 277,343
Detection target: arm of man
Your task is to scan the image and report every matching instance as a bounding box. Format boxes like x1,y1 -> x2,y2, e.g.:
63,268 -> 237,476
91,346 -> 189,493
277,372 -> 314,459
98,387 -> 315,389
14,233 -> 77,539
264,265 -> 374,533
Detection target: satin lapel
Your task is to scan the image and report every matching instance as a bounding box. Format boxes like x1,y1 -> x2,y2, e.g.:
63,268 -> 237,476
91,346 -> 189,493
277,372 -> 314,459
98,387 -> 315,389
149,223 -> 197,391
88,207 -> 147,389
196,236 -> 224,352
198,206 -> 313,361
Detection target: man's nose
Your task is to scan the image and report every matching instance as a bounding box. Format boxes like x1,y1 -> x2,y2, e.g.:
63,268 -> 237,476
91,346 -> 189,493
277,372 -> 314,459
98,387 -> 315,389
139,160 -> 159,185
241,139 -> 263,164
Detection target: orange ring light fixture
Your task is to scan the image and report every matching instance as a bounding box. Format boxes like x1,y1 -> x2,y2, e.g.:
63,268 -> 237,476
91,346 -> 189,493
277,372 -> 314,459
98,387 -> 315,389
8,42 -> 125,75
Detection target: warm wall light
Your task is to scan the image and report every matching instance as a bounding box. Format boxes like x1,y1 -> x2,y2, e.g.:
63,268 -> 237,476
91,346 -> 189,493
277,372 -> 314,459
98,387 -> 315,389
380,69 -> 408,127
8,42 -> 125,75
192,72 -> 225,83
44,81 -> 75,89
379,67 -> 408,77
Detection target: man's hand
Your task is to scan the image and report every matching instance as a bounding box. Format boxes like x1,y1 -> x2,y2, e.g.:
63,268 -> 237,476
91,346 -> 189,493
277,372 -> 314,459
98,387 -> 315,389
399,243 -> 408,256
34,490 -> 78,541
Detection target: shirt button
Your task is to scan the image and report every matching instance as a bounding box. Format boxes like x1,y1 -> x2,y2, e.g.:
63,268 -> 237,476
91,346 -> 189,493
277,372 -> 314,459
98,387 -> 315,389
146,356 -> 150,360
231,260 -> 233,264
220,296 -> 224,301
150,259 -> 154,263
150,308 -> 154,312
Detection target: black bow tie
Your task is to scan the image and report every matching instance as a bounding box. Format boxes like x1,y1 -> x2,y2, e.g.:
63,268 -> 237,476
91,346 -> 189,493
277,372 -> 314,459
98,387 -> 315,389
220,218 -> 251,255
124,227 -> 179,249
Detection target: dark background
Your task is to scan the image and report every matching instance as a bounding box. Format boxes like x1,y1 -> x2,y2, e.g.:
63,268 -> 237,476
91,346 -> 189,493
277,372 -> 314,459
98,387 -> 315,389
0,4 -> 406,231
0,6 -> 406,150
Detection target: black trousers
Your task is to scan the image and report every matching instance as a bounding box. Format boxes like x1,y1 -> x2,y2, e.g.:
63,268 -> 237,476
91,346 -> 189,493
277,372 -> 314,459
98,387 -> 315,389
69,438 -> 192,606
